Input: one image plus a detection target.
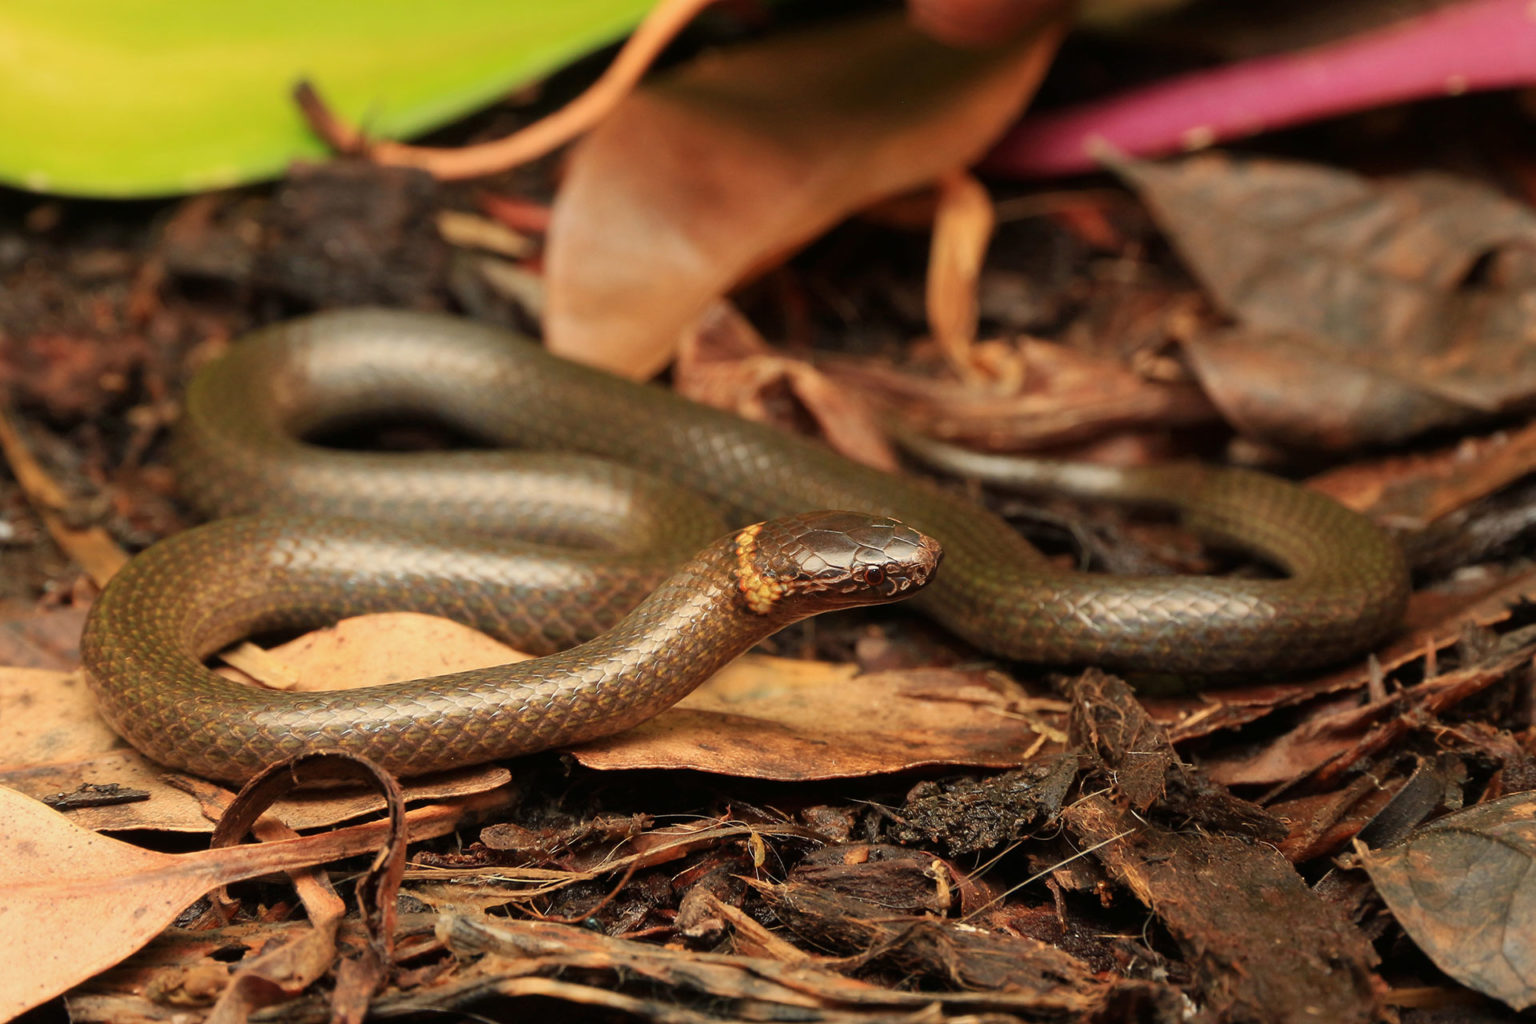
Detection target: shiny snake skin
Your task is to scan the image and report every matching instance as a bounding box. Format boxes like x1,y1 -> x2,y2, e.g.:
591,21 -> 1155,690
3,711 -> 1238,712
85,511 -> 941,782
82,309 -> 1409,780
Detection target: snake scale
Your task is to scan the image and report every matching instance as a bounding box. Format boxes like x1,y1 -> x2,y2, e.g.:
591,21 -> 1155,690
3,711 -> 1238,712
82,309 -> 1409,781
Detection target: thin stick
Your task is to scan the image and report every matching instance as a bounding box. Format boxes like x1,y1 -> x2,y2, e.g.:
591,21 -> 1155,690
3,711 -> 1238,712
300,0 -> 721,181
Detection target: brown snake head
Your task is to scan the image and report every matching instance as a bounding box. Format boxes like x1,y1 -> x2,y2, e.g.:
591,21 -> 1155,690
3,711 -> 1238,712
733,511 -> 942,616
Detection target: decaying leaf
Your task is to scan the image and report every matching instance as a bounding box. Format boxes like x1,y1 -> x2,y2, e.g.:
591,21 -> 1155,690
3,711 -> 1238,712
927,170 -> 997,379
435,911 -> 1112,1019
545,10 -> 1065,378
1068,792 -> 1379,1022
1120,153 -> 1536,448
574,656 -> 1056,778
822,335 -> 1218,450
1309,418 -> 1536,543
0,775 -> 463,1018
1361,791 -> 1536,1010
674,302 -> 898,469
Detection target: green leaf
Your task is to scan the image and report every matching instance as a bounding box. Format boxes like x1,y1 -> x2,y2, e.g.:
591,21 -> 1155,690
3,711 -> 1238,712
0,0 -> 653,197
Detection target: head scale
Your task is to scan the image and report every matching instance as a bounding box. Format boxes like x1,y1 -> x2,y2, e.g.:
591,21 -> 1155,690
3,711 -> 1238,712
733,511 -> 942,617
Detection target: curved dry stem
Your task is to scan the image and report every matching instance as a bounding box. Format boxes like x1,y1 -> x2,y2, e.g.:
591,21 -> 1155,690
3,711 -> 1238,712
303,0 -> 722,181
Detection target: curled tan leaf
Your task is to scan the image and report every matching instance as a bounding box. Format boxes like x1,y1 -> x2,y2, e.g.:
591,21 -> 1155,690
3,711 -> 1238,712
545,10 -> 1066,378
675,302 -> 898,469
928,169 -> 997,381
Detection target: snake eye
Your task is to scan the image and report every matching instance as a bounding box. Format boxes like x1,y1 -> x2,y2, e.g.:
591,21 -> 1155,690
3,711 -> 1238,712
860,565 -> 886,588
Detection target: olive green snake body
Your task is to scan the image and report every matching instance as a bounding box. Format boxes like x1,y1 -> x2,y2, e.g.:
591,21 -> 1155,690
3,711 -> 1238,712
82,310 -> 1409,781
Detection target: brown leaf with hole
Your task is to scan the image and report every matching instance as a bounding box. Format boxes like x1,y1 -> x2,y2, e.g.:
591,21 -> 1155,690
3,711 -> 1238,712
1361,792 -> 1536,1010
1119,153 -> 1536,448
545,11 -> 1065,378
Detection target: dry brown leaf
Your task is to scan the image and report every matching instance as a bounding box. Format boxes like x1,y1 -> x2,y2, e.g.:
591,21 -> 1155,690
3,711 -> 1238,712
1309,419 -> 1536,531
227,611 -> 530,692
545,10 -> 1065,378
1361,792 -> 1536,1010
1180,325 -> 1471,450
0,668 -> 123,766
574,655 -> 1054,778
0,402 -> 127,585
0,782 -> 468,1018
823,336 -> 1217,450
928,170 -> 996,380
0,601 -> 88,670
674,302 -> 898,469
1120,153 -> 1536,448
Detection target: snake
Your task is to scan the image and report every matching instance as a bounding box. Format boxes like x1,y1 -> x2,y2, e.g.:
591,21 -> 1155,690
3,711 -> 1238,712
81,309 -> 1409,782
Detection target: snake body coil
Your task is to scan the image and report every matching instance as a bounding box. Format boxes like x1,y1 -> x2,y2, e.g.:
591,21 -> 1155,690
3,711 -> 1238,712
83,309 -> 1409,781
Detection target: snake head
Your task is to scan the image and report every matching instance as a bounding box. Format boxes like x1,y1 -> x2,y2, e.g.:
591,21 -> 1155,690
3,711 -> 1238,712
733,511 -> 942,616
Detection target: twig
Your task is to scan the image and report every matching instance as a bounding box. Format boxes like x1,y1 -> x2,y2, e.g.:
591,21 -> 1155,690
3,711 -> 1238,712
298,0 -> 721,181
